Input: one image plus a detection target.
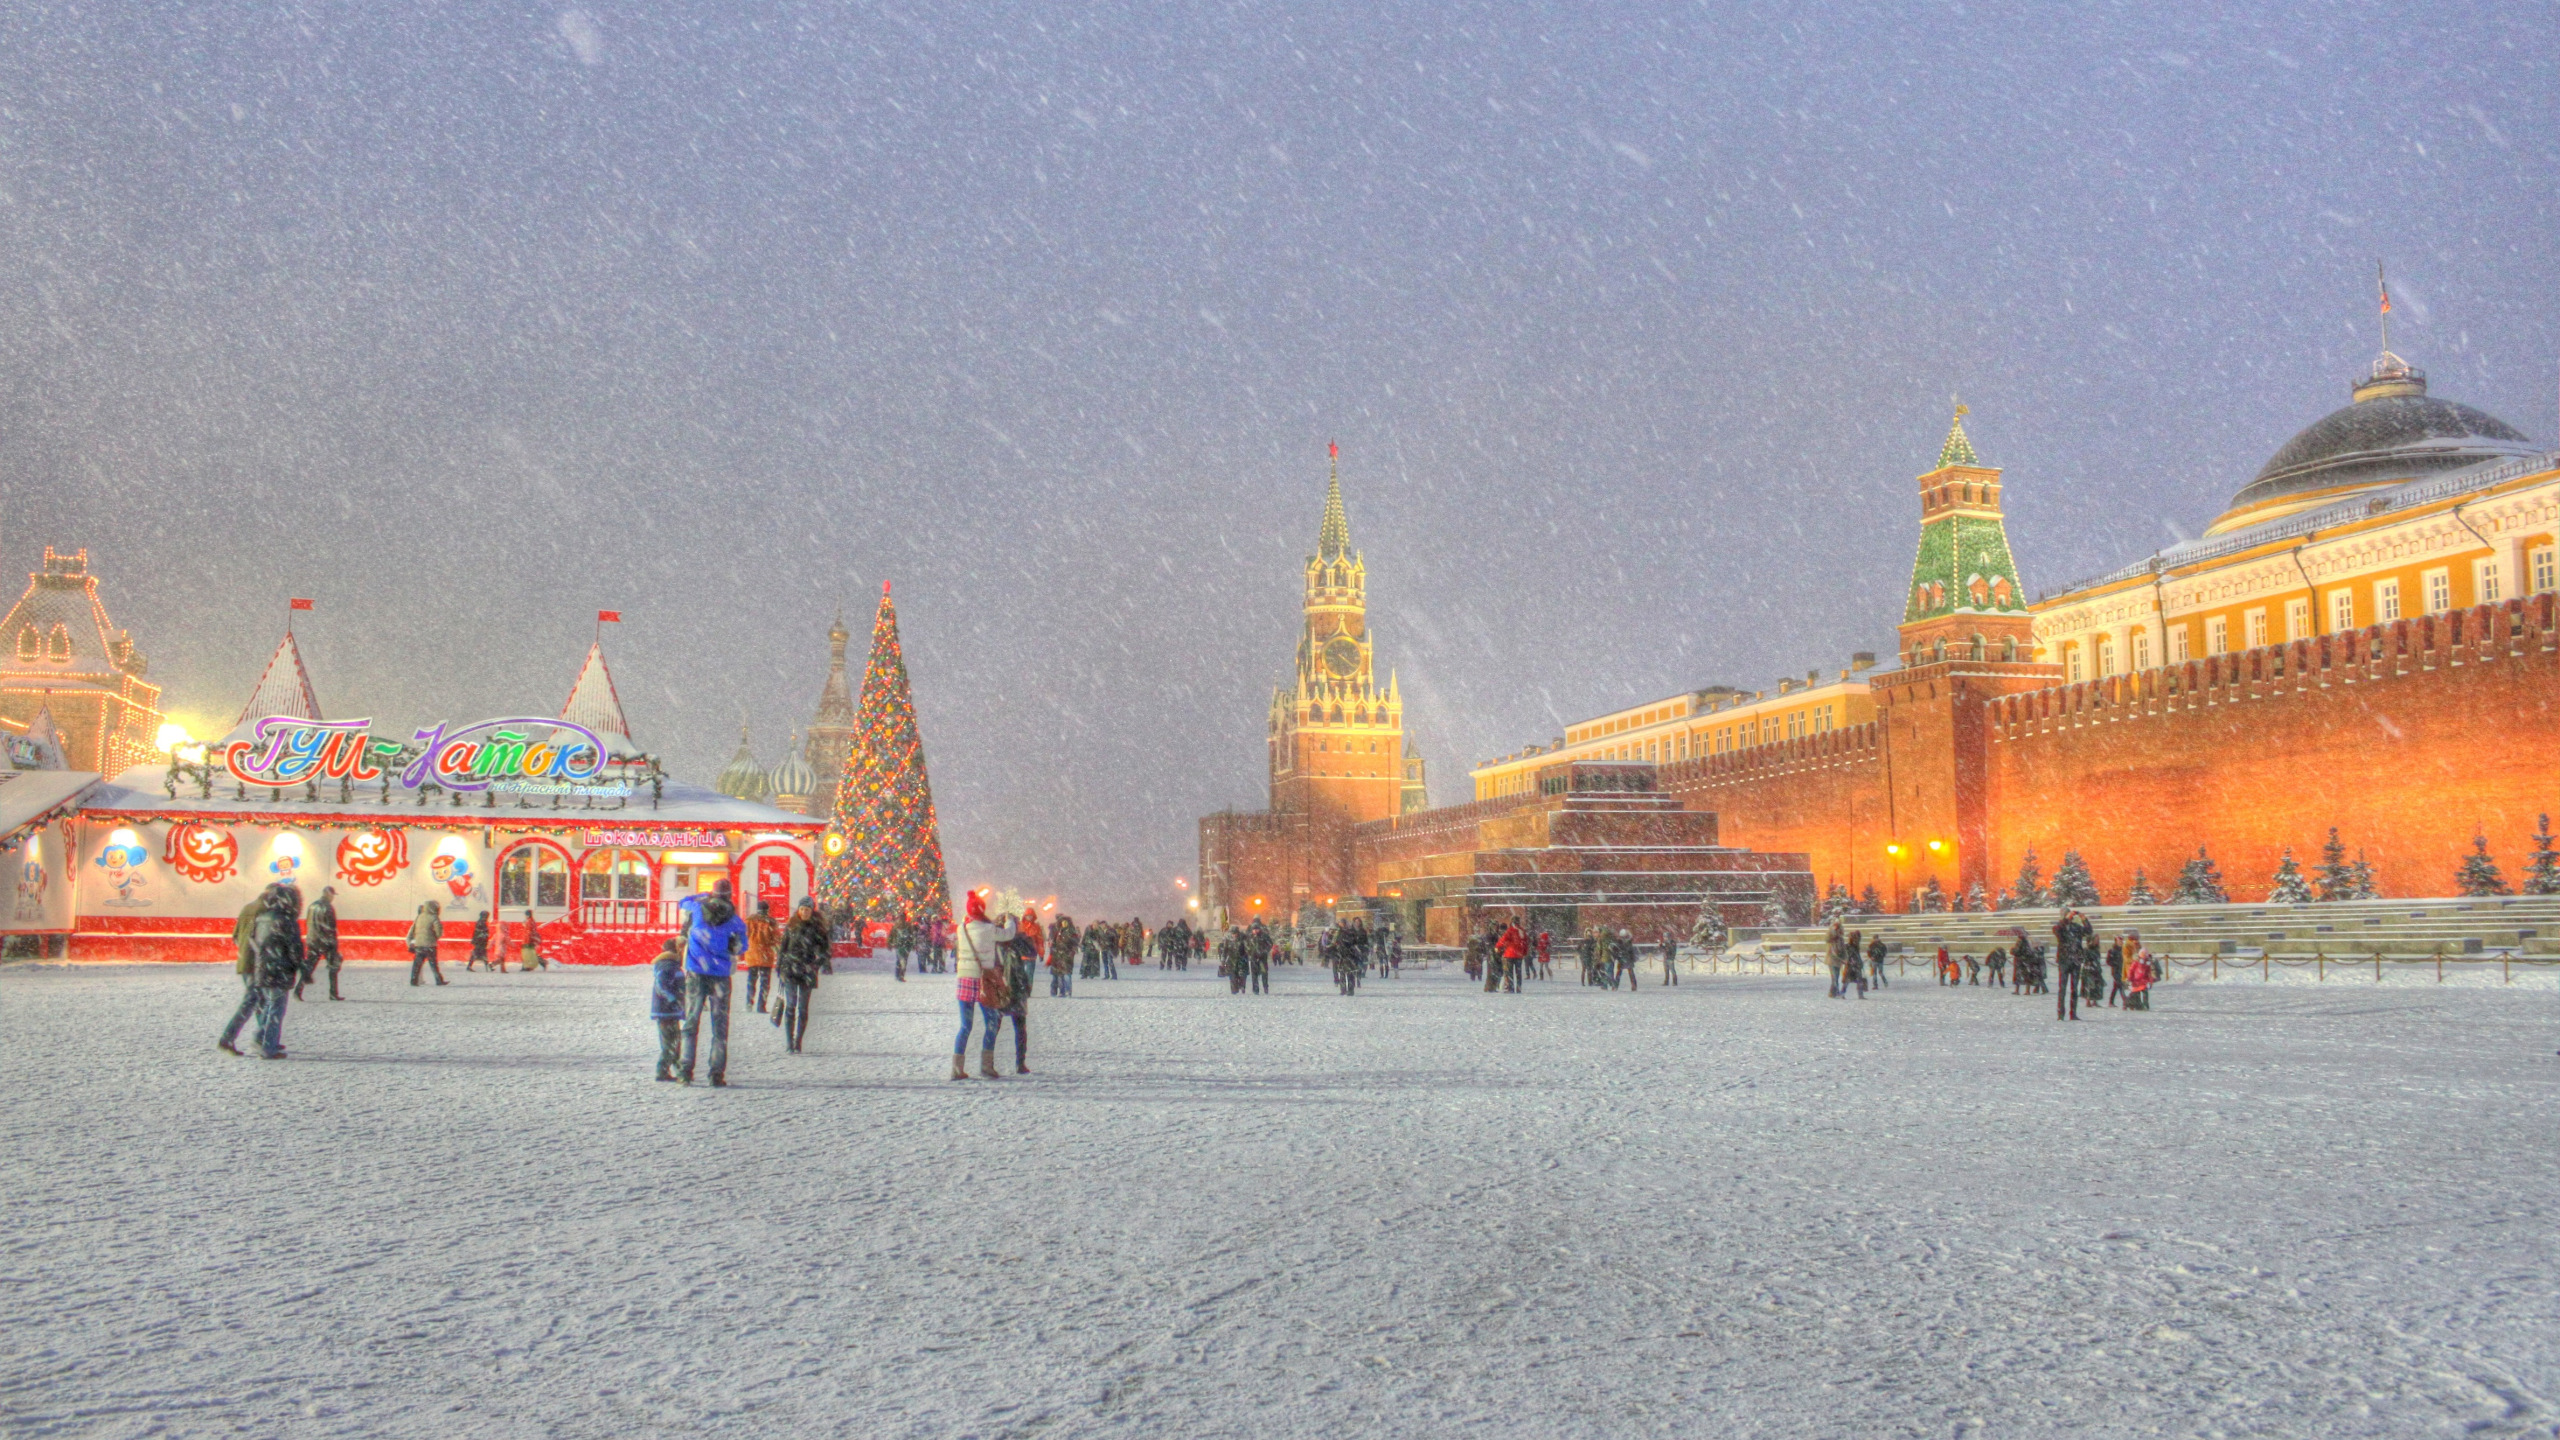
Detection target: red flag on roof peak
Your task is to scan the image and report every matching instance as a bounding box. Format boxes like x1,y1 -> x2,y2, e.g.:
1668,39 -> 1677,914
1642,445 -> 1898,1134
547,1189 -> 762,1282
289,598 -> 313,610
597,610 -> 621,623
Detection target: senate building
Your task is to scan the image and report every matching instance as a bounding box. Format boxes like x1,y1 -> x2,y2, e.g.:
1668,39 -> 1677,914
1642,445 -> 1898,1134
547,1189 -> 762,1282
1199,334 -> 2558,942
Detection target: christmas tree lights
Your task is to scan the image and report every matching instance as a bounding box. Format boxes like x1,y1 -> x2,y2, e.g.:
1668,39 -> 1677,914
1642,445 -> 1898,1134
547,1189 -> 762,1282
816,583 -> 953,927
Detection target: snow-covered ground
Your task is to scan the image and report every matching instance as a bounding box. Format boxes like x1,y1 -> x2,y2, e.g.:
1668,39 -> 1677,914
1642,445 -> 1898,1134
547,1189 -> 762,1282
4,959 -> 2554,1439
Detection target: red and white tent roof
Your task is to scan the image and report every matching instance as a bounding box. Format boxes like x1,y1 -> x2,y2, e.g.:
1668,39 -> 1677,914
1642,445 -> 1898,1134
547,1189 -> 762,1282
560,639 -> 635,748
236,629 -> 322,727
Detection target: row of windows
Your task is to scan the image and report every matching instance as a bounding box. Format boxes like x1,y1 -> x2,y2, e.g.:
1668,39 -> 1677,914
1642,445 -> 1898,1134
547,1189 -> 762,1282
1579,705 -> 1840,765
2059,546 -> 2559,681
14,624 -> 72,662
1571,700 -> 1689,745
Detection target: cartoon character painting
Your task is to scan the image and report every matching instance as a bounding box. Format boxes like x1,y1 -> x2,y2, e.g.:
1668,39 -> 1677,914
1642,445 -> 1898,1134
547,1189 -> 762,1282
91,830 -> 151,908
429,843 -> 480,903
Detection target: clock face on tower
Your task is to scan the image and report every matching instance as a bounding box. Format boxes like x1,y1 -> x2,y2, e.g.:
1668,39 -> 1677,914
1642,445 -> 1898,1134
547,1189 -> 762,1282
1323,637 -> 1361,677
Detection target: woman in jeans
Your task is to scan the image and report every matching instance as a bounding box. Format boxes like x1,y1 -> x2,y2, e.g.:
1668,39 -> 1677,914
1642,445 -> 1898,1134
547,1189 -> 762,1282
951,890 -> 1017,1080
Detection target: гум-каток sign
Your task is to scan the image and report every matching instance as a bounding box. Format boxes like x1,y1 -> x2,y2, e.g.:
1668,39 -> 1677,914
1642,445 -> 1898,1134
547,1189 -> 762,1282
223,716 -> 618,795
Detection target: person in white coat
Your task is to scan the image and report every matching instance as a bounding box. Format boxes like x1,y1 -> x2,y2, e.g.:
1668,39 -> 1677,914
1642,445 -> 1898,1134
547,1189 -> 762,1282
951,889 -> 1019,1080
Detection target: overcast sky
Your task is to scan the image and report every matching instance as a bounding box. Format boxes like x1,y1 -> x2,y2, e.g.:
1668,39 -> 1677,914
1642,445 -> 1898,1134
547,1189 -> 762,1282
4,1 -> 2554,917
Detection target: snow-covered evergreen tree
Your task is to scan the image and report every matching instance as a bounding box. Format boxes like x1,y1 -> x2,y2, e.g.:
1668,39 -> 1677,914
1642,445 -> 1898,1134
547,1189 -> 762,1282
1959,880 -> 1988,913
2456,833 -> 2512,897
2266,847 -> 2314,904
1856,884 -> 1882,915
2011,849 -> 2046,908
1917,876 -> 1947,913
1993,885 -> 2017,911
2170,847 -> 2228,905
1816,883 -> 1853,924
2124,869 -> 2158,906
2051,851 -> 2102,907
2348,851 -> 2379,900
1688,906 -> 1730,953
2523,815 -> 2560,897
2313,827 -> 2355,901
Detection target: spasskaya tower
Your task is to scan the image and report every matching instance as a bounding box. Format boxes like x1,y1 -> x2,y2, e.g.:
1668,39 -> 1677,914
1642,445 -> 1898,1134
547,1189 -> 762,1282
1268,445 -> 1407,827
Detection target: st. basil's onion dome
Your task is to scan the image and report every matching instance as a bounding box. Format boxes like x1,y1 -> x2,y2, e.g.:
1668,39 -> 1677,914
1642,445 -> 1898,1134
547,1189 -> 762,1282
713,723 -> 772,804
2207,351 -> 2539,535
766,730 -> 820,816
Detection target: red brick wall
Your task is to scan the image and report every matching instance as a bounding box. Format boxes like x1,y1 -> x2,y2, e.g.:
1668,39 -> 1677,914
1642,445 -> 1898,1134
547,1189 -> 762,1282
1986,596 -> 2560,902
1223,598 -> 2557,917
1659,727 -> 1891,901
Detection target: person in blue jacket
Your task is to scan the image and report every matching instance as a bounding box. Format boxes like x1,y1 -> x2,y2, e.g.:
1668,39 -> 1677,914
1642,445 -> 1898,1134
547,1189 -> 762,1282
648,937 -> 685,1081
677,880 -> 747,1086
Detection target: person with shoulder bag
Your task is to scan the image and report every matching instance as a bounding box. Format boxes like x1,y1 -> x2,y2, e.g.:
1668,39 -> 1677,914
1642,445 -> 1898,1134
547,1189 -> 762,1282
951,891 -> 1018,1080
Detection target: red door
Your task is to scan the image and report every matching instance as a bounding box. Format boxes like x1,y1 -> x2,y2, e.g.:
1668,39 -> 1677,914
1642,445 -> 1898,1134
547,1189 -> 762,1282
756,854 -> 793,917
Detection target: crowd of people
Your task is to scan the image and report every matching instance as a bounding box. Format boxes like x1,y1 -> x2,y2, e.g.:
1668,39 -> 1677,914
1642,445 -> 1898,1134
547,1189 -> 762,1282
1459,920 -> 1684,993
1824,909 -> 2157,1016
216,884 -> 2166,1080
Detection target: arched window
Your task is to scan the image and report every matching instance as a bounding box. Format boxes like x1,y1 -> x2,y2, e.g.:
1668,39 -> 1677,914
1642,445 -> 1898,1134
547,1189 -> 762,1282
499,844 -> 572,913
580,848 -> 651,902
13,627 -> 34,660
46,624 -> 70,660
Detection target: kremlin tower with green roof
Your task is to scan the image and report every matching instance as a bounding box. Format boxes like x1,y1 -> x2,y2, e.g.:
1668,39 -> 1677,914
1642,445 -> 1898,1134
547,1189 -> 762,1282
1897,404 -> 2033,666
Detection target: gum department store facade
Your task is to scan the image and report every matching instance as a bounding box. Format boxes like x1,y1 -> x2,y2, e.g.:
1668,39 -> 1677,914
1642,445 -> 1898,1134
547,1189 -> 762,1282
1199,345 -> 2559,944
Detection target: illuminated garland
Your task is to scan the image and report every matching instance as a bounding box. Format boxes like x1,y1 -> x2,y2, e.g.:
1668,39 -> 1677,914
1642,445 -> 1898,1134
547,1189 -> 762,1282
816,586 -> 952,926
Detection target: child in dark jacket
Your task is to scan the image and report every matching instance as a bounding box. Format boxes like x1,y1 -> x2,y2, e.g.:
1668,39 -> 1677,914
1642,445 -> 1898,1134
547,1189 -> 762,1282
650,939 -> 685,1081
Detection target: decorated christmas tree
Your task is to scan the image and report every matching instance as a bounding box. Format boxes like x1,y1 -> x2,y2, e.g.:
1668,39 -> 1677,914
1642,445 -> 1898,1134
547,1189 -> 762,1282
2051,851 -> 2102,907
2124,869 -> 2158,906
816,583 -> 953,927
2523,815 -> 2560,897
2313,827 -> 2356,901
2454,832 -> 2511,897
2266,847 -> 2314,904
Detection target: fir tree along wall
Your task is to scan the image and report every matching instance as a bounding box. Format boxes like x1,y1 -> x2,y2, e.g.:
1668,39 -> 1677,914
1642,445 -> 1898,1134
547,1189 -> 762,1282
817,583 -> 953,925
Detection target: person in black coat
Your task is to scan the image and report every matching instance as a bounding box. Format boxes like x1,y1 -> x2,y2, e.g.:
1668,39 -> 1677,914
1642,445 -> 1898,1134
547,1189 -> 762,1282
774,900 -> 831,1054
247,883 -> 305,1059
299,886 -> 342,1000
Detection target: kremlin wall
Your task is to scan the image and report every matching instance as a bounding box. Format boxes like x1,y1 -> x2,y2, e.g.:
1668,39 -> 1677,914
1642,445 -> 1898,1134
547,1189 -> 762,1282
1201,345 -> 2560,941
